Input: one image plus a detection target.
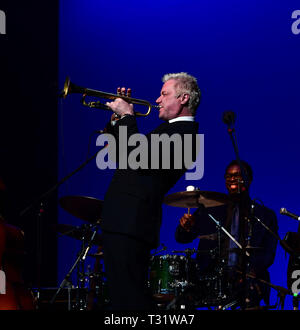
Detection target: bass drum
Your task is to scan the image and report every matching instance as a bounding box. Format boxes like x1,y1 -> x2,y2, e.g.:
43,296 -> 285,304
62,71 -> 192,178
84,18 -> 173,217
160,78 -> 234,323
148,254 -> 193,301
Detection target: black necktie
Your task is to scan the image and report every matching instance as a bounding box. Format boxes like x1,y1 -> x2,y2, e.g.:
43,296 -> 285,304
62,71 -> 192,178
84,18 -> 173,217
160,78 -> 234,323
228,205 -> 239,267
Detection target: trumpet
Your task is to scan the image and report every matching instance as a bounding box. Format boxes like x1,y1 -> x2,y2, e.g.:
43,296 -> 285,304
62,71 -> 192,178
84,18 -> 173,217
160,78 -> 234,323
60,77 -> 160,117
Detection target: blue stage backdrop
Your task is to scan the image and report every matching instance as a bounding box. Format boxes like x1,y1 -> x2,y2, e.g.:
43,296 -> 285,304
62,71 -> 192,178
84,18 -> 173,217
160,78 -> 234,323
58,0 -> 300,309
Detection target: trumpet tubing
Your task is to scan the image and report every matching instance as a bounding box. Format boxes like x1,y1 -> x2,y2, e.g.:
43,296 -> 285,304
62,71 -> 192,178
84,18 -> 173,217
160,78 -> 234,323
61,77 -> 159,117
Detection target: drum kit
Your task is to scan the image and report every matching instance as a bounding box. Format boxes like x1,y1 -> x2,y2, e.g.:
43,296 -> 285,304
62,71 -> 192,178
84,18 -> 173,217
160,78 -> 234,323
46,190 -> 295,311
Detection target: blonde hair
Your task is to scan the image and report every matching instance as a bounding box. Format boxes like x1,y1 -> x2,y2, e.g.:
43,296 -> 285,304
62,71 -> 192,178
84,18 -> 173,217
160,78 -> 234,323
162,72 -> 201,115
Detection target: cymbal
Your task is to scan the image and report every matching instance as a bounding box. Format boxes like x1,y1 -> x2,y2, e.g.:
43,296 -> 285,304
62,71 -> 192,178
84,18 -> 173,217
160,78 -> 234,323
59,195 -> 103,223
87,252 -> 104,258
55,223 -> 103,246
198,234 -> 217,240
164,190 -> 229,208
280,232 -> 300,255
227,246 -> 263,253
172,248 -> 216,255
172,248 -> 197,254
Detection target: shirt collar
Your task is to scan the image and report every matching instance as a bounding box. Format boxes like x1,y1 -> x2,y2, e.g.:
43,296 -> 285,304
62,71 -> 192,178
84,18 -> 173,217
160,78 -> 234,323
168,116 -> 195,123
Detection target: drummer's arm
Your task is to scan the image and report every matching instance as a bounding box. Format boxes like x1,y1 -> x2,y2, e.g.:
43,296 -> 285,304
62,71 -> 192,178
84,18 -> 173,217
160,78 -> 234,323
175,204 -> 212,243
175,213 -> 200,243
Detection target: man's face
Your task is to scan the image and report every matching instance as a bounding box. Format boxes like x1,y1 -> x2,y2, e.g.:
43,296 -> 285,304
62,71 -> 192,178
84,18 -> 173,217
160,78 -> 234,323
156,79 -> 183,121
225,164 -> 248,195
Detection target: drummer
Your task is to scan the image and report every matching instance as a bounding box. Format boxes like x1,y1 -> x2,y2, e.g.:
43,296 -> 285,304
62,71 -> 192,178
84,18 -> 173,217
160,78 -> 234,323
175,160 -> 278,309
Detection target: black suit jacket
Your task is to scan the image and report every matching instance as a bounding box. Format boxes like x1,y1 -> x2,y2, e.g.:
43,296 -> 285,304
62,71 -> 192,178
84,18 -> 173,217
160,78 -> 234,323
101,115 -> 199,247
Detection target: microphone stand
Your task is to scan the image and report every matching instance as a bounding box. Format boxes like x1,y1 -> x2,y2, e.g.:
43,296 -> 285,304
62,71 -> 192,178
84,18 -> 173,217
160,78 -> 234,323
223,111 -> 251,309
222,111 -> 249,189
251,204 -> 295,254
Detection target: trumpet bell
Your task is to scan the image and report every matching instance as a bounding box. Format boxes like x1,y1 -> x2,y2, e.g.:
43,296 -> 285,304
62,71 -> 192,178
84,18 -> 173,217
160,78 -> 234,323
62,76 -> 86,98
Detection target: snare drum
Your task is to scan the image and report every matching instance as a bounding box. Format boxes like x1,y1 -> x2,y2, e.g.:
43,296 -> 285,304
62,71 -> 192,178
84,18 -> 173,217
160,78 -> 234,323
149,254 -> 189,297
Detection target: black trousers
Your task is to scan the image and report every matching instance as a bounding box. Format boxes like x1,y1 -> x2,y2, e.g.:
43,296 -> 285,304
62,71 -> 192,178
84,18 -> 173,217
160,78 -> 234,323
102,231 -> 154,310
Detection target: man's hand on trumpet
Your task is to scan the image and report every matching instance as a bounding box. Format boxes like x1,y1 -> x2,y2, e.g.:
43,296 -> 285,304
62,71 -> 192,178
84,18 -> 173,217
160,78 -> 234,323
106,87 -> 134,120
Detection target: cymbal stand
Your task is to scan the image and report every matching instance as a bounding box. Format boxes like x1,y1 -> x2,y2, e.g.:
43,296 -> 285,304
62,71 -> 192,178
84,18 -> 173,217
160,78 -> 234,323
207,213 -> 249,256
50,222 -> 99,310
241,214 -> 253,310
215,223 -> 224,301
76,240 -> 87,311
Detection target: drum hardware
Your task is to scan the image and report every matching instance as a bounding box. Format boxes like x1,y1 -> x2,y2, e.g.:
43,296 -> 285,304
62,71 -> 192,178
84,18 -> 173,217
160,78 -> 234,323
207,213 -> 250,257
32,287 -> 83,311
54,223 -> 103,246
53,195 -> 105,310
18,140 -> 108,308
201,211 -> 249,308
213,209 -> 293,310
152,243 -> 168,256
53,194 -> 108,310
231,270 -> 292,310
176,213 -> 250,309
50,221 -> 100,310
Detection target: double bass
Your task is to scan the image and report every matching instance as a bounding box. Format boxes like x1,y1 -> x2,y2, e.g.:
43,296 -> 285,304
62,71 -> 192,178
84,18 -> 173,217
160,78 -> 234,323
0,216 -> 35,310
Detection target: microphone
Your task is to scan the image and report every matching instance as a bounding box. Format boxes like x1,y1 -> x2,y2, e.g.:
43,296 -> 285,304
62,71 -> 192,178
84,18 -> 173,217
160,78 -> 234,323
222,111 -> 236,126
280,208 -> 300,221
